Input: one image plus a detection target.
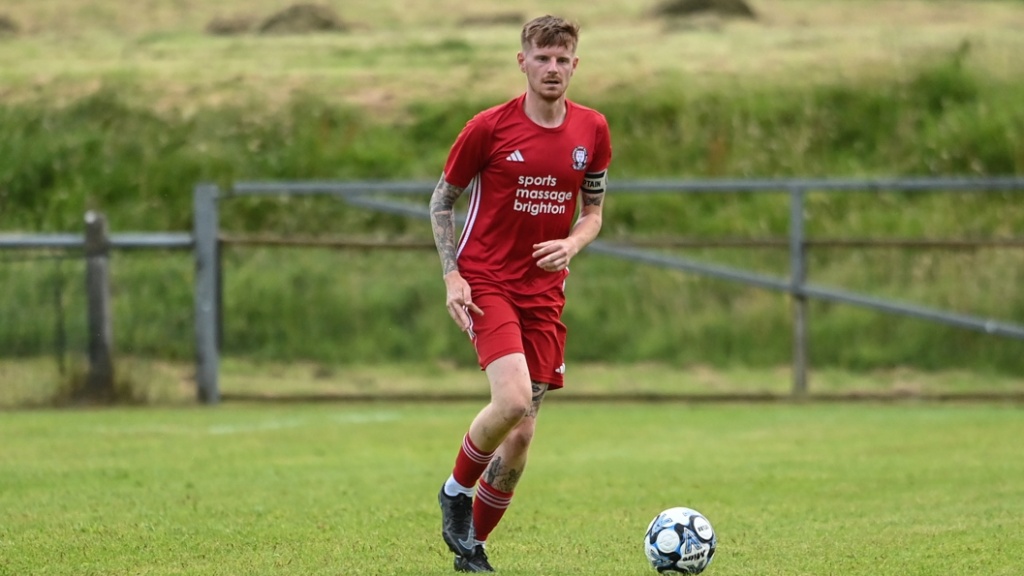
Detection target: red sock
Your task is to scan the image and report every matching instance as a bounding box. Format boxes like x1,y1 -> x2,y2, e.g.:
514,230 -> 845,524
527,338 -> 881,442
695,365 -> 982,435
452,433 -> 494,489
473,479 -> 513,542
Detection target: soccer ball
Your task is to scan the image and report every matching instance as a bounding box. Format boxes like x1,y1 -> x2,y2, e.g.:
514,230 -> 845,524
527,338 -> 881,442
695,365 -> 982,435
643,507 -> 717,574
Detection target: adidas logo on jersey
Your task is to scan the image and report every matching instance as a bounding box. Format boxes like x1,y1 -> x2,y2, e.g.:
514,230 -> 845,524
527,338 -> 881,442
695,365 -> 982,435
506,150 -> 525,162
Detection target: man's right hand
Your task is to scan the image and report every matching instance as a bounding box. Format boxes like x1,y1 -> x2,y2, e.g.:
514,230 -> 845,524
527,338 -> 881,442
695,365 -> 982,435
443,271 -> 484,332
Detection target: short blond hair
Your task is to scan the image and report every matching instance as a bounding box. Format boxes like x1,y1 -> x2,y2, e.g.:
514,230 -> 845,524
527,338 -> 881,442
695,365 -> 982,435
521,15 -> 580,53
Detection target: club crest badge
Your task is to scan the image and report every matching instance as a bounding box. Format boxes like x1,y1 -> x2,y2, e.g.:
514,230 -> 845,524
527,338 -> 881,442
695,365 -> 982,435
571,146 -> 589,171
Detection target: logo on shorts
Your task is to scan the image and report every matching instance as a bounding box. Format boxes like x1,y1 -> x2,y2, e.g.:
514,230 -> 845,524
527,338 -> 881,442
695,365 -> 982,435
571,146 -> 588,171
556,363 -> 566,374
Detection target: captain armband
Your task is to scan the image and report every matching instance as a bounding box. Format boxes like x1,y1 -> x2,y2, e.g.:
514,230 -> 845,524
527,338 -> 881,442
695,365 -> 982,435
581,170 -> 608,194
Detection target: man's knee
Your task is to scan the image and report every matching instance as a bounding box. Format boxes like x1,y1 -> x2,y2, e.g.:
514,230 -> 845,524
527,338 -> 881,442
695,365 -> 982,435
486,353 -> 534,425
503,420 -> 537,455
493,396 -> 532,427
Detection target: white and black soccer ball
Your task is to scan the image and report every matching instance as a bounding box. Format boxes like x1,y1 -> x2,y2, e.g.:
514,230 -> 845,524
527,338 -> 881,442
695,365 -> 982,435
643,507 -> 717,574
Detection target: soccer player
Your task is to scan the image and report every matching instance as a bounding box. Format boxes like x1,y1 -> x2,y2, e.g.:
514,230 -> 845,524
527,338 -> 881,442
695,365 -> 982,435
429,14 -> 612,573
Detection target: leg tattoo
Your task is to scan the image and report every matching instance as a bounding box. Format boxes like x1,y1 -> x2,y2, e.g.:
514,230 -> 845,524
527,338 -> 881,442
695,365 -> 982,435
482,382 -> 548,492
483,456 -> 520,492
528,381 -> 547,417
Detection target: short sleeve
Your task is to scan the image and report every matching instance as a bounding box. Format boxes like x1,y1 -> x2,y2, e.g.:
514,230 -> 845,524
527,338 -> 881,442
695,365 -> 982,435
589,116 -> 612,174
443,115 -> 494,188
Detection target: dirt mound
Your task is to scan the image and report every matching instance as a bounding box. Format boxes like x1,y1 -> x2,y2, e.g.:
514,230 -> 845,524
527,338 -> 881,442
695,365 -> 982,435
205,14 -> 259,36
257,3 -> 348,35
0,14 -> 20,36
459,12 -> 525,27
651,0 -> 757,19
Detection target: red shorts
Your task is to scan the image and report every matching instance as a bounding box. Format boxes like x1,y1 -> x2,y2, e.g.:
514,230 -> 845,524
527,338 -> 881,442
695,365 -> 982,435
466,285 -> 567,389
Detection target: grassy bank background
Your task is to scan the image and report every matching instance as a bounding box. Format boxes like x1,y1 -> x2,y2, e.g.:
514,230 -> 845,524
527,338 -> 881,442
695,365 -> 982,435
1,0 -> 1023,380
2,53 -> 1023,231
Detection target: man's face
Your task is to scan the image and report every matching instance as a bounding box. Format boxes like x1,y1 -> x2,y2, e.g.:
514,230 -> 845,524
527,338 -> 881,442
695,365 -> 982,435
518,42 -> 578,102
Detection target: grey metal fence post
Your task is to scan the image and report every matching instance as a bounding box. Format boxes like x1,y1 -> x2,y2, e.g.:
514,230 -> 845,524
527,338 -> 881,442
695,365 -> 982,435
789,187 -> 809,396
84,211 -> 114,398
193,184 -> 220,404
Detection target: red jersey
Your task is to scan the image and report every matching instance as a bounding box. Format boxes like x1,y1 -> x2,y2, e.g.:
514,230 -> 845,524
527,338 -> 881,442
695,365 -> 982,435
443,94 -> 612,296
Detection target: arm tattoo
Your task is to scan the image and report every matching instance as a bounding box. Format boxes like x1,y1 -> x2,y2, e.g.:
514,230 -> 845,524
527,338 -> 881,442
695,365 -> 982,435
582,191 -> 604,207
429,176 -> 466,276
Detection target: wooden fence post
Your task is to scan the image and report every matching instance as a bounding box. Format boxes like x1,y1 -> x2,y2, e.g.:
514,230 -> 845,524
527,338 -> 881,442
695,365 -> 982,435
85,211 -> 114,399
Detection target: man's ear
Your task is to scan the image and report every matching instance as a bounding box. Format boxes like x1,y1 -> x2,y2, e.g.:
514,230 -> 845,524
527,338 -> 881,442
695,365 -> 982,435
517,52 -> 525,72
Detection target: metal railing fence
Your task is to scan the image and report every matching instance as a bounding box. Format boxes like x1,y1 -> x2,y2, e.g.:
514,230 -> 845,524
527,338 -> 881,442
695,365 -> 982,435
1,216 -> 193,395
193,177 -> 1024,403
4,177 -> 1022,404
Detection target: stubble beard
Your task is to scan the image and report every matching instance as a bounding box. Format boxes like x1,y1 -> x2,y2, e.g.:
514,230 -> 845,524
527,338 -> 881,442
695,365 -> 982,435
535,81 -> 568,104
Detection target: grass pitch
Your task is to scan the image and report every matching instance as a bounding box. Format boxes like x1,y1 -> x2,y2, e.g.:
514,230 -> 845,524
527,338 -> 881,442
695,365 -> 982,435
1,401 -> 1022,575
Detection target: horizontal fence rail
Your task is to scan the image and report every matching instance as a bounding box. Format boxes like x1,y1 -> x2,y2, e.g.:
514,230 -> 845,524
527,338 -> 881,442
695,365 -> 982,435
217,234 -> 1024,250
225,177 -> 1024,196
0,233 -> 193,251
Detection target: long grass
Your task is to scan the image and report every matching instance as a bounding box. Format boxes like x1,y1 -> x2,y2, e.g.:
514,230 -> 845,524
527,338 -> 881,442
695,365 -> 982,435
1,401 -> 1022,575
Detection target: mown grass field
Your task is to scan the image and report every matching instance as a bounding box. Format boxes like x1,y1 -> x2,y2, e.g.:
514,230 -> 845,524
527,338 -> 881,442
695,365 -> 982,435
1,401 -> 1022,575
